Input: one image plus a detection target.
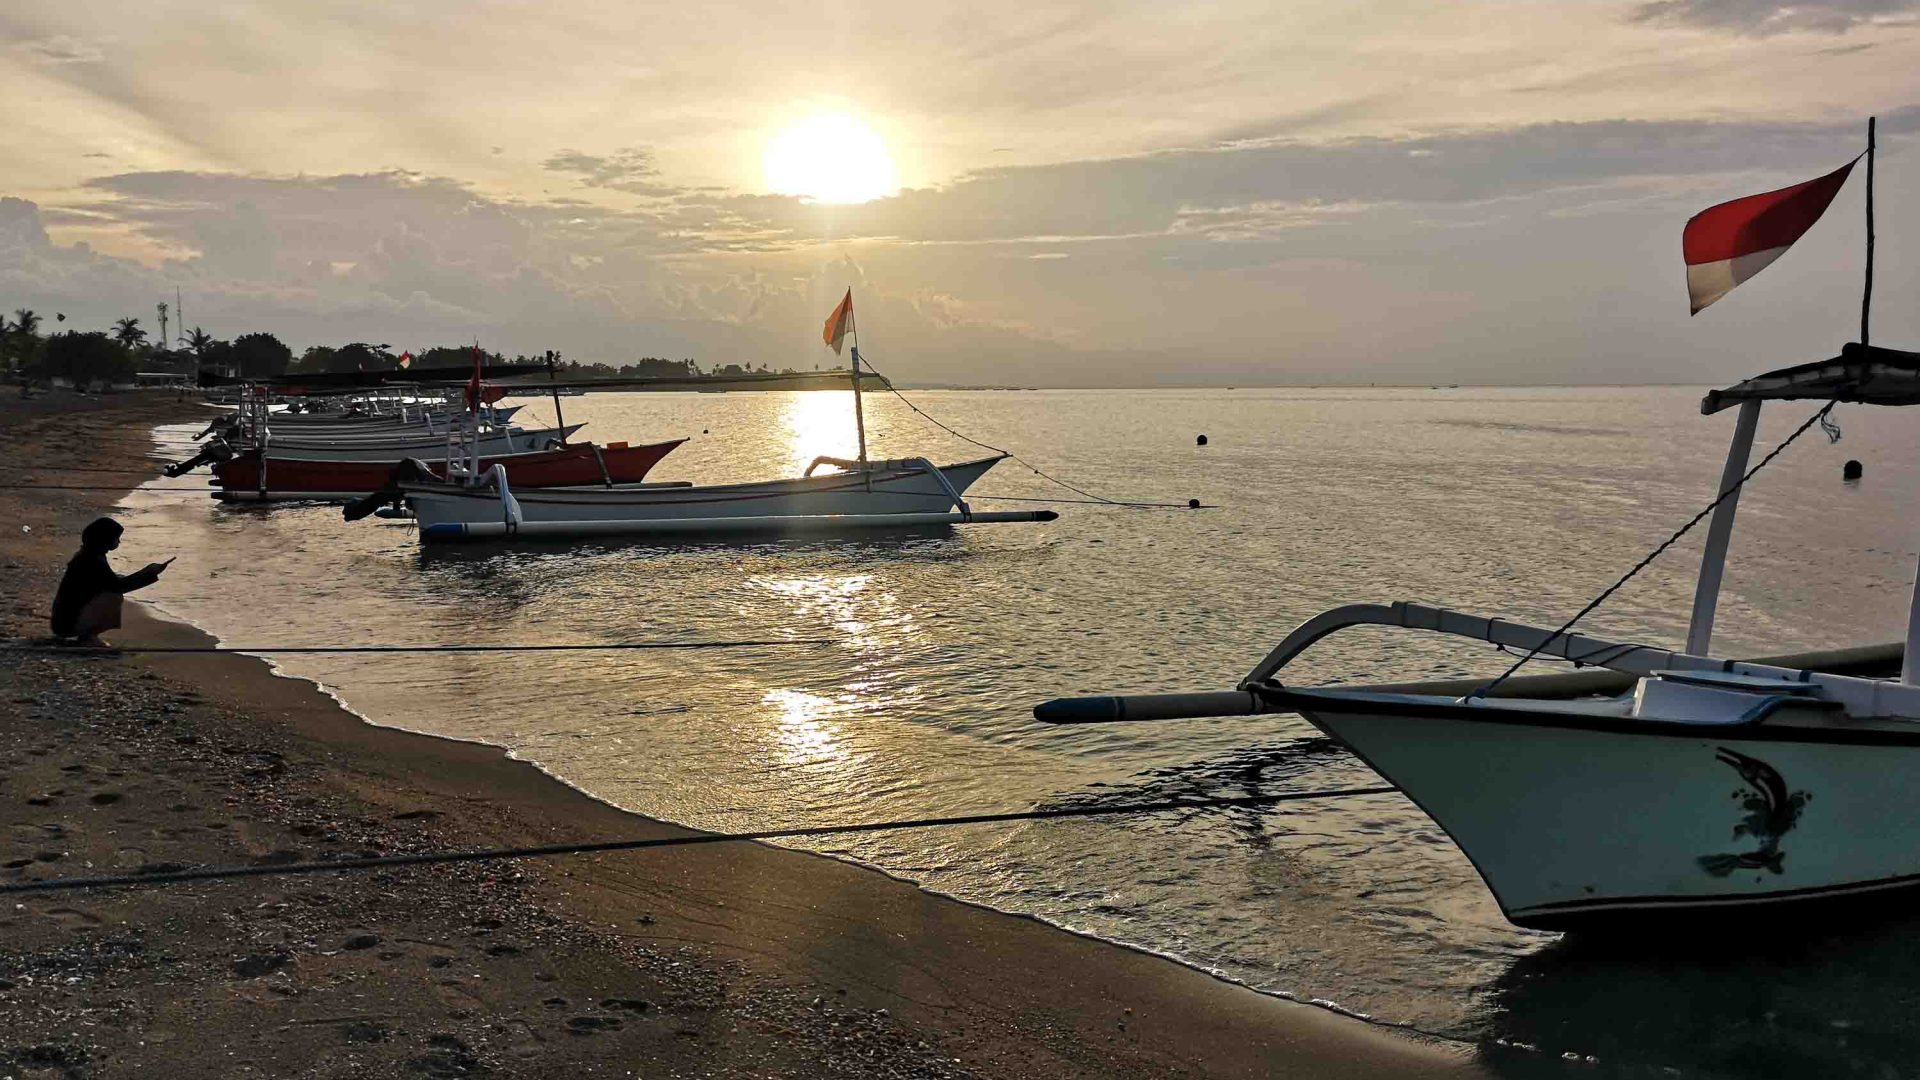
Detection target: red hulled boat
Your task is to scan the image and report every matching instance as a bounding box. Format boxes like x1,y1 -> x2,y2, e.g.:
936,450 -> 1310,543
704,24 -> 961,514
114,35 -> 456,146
210,439 -> 685,502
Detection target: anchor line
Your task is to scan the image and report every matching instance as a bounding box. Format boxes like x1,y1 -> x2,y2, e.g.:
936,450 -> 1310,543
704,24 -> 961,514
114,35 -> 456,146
853,354 -> 1205,510
1472,400 -> 1836,699
0,785 -> 1397,896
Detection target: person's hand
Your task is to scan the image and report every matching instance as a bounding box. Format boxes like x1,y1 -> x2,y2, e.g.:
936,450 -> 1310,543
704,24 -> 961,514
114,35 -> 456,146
146,559 -> 173,576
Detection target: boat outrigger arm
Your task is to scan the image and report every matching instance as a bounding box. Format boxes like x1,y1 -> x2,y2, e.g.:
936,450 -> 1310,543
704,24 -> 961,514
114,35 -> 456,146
804,455 -> 975,520
1037,600 -> 1916,724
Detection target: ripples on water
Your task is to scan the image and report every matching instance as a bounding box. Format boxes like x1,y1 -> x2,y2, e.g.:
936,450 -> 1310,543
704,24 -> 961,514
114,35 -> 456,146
127,387 -> 1920,1078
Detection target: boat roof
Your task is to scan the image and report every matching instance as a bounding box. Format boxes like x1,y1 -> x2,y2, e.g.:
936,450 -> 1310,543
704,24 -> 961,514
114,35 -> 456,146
1702,342 -> 1920,414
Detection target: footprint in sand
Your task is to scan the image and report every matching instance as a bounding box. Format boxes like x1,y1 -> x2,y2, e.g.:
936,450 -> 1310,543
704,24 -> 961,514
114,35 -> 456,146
564,1015 -> 623,1035
43,907 -> 103,927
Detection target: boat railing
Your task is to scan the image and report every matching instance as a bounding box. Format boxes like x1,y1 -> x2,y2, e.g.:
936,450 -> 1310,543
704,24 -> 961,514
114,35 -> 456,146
1241,600 -> 1920,718
800,455 -> 972,517
487,464 -> 524,528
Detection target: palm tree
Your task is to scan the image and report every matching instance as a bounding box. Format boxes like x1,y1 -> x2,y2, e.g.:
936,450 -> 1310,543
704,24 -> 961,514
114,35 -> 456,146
12,308 -> 40,340
113,317 -> 147,350
186,327 -> 213,355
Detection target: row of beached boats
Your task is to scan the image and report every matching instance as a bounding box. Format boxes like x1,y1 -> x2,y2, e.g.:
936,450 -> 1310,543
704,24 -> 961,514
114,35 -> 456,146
167,321 -> 1055,544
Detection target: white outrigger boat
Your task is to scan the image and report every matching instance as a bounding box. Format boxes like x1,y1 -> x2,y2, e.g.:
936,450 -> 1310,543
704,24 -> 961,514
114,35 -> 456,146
406,452 -> 1044,540
1039,345 -> 1920,931
1040,123 -> 1920,933
399,291 -> 1057,542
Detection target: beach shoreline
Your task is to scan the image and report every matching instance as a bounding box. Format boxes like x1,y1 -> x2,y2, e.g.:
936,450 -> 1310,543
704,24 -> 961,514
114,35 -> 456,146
0,391 -> 1487,1078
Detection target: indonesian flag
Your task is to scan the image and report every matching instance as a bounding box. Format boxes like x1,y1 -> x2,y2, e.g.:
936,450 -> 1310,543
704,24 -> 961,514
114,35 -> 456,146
823,288 -> 853,355
1684,158 -> 1859,314
465,344 -> 483,414
398,350 -> 412,369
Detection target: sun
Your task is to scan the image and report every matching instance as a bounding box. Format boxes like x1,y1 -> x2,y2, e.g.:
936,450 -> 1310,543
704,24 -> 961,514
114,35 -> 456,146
763,114 -> 897,204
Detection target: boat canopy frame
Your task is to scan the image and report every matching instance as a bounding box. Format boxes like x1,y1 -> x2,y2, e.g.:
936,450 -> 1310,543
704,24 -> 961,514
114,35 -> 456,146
1691,342 -> 1920,683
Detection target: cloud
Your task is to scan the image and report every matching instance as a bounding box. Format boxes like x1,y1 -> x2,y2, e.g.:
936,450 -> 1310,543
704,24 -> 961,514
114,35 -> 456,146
1628,0 -> 1919,34
16,34 -> 105,64
542,147 -> 678,197
8,105 -> 1917,387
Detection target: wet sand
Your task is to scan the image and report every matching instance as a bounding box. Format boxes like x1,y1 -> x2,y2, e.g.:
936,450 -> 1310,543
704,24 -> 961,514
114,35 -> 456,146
0,392 -> 1488,1078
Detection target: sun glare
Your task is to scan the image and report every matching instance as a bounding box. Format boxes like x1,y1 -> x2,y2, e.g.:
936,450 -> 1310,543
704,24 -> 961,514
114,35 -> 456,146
763,114 -> 897,204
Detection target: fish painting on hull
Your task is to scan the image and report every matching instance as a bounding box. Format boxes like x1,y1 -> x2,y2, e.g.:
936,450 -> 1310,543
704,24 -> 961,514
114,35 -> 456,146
1698,746 -> 1811,878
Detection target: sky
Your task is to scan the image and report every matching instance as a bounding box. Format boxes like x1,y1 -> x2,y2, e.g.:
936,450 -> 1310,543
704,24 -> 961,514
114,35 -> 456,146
3,1 -> 1920,386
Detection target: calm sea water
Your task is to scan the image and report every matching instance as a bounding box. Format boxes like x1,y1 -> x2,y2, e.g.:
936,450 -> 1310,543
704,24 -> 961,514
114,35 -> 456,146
127,387 -> 1920,1078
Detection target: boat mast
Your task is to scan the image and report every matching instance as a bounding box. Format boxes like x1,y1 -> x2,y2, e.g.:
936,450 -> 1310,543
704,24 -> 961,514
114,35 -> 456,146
1864,115 -> 1876,347
849,292 -> 871,482
545,349 -> 568,445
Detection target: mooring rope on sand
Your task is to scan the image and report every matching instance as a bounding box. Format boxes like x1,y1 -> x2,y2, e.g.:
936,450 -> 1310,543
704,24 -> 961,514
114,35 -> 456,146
0,484 -> 218,492
0,785 -> 1397,896
4,638 -> 833,656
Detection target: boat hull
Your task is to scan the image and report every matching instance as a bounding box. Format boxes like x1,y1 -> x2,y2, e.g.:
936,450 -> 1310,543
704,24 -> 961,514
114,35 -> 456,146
405,455 -> 1006,539
212,439 -> 682,500
1273,688 -> 1920,930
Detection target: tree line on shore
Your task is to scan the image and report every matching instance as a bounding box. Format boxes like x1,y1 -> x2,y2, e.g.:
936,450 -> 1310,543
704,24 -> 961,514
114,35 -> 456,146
0,308 -> 831,389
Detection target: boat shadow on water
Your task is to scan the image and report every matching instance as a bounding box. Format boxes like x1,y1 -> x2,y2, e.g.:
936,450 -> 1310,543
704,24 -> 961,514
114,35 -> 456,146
1478,909 -> 1920,1079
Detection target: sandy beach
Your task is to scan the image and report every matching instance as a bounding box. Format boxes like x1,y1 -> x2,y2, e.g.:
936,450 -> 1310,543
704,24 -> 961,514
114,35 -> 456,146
0,392 -> 1488,1078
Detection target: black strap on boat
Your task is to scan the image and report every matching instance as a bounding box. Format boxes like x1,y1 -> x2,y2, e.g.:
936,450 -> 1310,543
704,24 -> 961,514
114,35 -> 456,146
591,443 -> 612,487
0,784 -> 1396,896
1470,400 -> 1837,700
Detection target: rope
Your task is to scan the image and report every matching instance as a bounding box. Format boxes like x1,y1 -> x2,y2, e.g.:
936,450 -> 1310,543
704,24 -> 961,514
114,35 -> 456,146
856,354 -> 1202,510
0,785 -> 1397,896
0,484 -> 215,492
4,639 -> 831,656
13,465 -> 183,475
1471,401 -> 1835,699
969,494 -> 1207,510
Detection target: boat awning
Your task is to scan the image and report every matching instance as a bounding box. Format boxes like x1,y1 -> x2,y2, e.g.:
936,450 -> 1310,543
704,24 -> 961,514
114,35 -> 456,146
1701,342 -> 1920,414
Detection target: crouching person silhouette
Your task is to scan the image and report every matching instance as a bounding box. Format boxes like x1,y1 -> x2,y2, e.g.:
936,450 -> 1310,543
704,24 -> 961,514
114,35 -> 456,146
51,518 -> 171,645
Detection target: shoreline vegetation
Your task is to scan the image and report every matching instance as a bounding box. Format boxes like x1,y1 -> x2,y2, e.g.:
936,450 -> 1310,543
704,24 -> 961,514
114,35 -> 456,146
1,389 -> 1487,1078
0,306 -> 863,392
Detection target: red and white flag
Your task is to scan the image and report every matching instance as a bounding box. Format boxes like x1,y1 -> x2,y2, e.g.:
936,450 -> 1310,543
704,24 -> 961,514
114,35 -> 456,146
822,289 -> 853,355
1684,158 -> 1858,314
465,344 -> 483,414
397,350 -> 412,369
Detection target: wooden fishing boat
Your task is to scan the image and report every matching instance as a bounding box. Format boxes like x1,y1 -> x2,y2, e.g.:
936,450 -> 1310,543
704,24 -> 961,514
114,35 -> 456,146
394,290 -> 1059,543
209,438 -> 685,502
403,453 -> 1053,540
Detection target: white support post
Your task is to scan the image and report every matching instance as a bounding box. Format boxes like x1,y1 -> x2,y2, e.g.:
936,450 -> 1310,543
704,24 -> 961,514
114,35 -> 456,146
1903,554 -> 1919,684
1686,398 -> 1762,656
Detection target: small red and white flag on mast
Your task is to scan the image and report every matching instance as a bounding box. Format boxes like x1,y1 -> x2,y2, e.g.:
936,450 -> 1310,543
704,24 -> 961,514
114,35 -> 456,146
465,344 -> 484,414
823,288 -> 854,355
1684,157 -> 1859,314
